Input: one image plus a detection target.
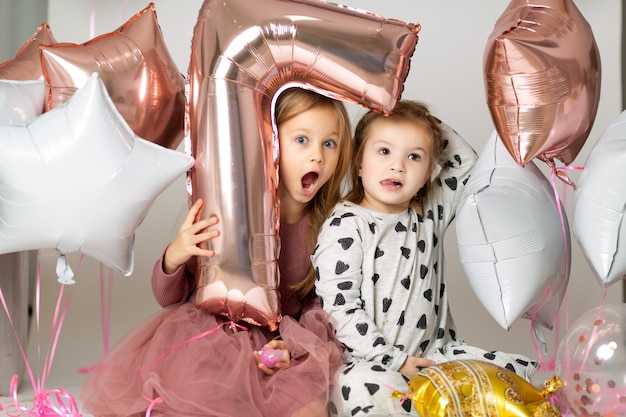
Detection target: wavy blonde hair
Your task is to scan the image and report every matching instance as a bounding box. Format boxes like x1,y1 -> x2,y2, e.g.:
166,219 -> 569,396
274,88 -> 352,299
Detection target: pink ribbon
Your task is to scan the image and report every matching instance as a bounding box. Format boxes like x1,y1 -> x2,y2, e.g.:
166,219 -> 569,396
0,253 -> 83,417
529,164 -> 583,372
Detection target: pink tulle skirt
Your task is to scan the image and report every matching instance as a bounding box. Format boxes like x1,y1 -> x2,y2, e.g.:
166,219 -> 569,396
80,302 -> 344,417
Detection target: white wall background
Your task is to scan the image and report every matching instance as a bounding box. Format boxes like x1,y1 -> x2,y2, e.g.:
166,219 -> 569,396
3,0 -> 621,398
0,0 -> 48,62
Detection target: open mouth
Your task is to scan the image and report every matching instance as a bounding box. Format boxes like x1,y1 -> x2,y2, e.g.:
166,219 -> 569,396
381,179 -> 402,189
302,171 -> 319,190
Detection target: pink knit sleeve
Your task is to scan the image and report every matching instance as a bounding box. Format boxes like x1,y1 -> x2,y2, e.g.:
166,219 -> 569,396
151,250 -> 197,307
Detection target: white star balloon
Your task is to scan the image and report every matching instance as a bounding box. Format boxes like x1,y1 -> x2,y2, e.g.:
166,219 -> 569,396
0,73 -> 194,283
573,110 -> 626,288
0,79 -> 45,125
455,132 -> 570,336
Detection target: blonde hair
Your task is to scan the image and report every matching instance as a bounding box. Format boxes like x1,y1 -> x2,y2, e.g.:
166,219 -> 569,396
274,87 -> 352,298
345,100 -> 444,216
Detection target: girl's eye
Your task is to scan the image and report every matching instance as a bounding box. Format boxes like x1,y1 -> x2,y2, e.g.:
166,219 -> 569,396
324,139 -> 337,149
296,136 -> 307,144
377,147 -> 389,155
408,153 -> 421,161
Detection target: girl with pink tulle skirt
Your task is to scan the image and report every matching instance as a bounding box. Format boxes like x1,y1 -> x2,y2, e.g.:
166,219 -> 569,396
80,87 -> 353,417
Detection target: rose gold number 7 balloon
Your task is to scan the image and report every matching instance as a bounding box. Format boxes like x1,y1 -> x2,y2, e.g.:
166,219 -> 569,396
187,0 -> 419,330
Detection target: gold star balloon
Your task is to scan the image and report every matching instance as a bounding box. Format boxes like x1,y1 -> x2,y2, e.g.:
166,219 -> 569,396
39,3 -> 185,150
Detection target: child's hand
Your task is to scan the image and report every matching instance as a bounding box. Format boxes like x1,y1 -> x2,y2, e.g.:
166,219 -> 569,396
162,199 -> 220,274
254,340 -> 291,376
398,353 -> 435,378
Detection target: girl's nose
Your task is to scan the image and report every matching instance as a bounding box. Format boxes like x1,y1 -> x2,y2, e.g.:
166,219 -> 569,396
310,147 -> 323,163
390,158 -> 405,172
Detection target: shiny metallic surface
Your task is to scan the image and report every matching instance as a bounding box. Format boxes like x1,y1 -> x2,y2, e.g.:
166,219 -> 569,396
39,3 -> 185,149
484,0 -> 601,168
188,0 -> 419,329
0,23 -> 56,81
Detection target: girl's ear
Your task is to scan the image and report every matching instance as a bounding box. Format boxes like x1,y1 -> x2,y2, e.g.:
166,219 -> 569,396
429,162 -> 442,182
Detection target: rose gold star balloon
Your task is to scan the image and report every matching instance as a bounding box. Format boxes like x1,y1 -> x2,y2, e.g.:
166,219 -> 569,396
188,0 -> 419,330
39,3 -> 185,149
0,23 -> 56,81
484,0 -> 601,175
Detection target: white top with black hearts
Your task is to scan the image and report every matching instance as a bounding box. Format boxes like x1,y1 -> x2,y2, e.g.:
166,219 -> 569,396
312,122 -> 478,372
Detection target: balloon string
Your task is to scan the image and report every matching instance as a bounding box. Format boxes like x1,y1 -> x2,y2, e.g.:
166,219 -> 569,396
0,274 -> 36,394
549,165 -> 582,289
140,320 -> 249,415
528,164 -> 581,371
99,263 -> 113,353
544,165 -> 583,379
1,253 -> 83,416
577,287 -> 609,376
529,285 -> 553,370
78,263 -> 113,375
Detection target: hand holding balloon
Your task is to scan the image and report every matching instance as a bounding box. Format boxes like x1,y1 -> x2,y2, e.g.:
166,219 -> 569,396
398,354 -> 435,378
163,199 -> 220,275
188,0 -> 419,330
254,340 -> 290,376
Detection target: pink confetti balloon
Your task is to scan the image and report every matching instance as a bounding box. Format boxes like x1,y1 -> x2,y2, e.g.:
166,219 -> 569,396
188,0 -> 419,330
555,304 -> 626,417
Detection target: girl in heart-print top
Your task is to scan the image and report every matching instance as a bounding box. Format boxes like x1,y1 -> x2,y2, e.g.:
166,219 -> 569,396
312,100 -> 538,417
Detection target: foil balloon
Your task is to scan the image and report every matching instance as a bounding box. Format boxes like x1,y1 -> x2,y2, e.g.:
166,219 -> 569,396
0,23 -> 56,81
0,73 -> 194,284
39,3 -> 185,150
484,0 -> 601,176
188,0 -> 419,329
0,80 -> 45,124
393,359 -> 562,417
573,110 -> 626,288
456,132 -> 570,334
555,304 -> 626,417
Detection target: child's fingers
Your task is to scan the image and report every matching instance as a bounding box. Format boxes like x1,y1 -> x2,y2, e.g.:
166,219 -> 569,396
416,357 -> 435,368
186,198 -> 205,225
264,339 -> 287,350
